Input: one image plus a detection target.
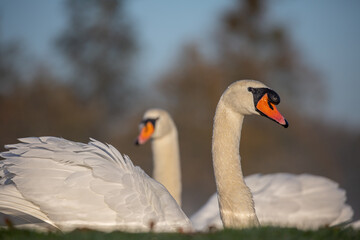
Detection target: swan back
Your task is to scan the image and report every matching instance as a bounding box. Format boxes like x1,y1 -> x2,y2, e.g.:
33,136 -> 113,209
0,137 -> 191,232
191,173 -> 354,231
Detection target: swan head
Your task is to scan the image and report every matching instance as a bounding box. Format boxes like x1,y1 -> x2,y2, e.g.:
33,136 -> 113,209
223,80 -> 288,127
135,108 -> 176,145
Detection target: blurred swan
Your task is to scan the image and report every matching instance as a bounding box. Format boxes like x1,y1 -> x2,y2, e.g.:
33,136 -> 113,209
136,81 -> 353,230
135,109 -> 182,206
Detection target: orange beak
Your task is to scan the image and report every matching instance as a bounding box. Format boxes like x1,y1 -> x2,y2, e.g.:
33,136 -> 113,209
256,93 -> 288,128
135,121 -> 155,145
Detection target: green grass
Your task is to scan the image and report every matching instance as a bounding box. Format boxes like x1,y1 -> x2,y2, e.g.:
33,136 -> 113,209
0,227 -> 359,240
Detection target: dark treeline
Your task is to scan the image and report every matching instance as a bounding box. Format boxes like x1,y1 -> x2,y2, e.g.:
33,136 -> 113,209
0,0 -> 359,219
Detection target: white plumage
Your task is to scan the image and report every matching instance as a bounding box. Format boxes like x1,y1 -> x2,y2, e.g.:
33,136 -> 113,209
0,137 -> 192,232
191,173 -> 353,231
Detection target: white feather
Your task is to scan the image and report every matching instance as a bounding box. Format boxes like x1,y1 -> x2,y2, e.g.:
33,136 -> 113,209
191,173 -> 353,231
0,137 -> 192,232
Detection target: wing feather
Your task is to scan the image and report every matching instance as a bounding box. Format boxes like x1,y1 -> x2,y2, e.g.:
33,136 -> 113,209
191,173 -> 353,231
0,137 -> 191,232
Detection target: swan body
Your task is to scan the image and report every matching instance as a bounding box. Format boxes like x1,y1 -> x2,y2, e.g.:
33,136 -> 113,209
136,80 -> 353,230
0,137 -> 192,232
191,173 -> 353,231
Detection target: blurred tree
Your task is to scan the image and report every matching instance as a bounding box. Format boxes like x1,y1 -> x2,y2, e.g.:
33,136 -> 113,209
0,67 -> 106,150
0,0 -> 140,170
215,0 -> 323,105
0,35 -> 22,95
56,0 -> 138,113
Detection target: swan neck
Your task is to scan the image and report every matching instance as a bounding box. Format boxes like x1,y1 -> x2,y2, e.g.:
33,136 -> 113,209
152,128 -> 182,206
212,101 -> 259,228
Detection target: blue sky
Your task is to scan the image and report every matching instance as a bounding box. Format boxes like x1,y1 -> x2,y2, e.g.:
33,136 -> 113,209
1,0 -> 360,128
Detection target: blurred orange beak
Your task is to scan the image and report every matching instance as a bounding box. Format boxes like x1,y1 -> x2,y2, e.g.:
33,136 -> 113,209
135,122 -> 155,145
256,93 -> 288,128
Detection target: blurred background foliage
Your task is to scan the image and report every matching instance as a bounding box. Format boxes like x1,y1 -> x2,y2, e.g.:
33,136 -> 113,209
0,0 -> 359,220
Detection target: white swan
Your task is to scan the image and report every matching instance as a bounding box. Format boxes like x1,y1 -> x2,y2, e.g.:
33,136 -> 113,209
0,137 -> 192,232
135,109 -> 182,207
135,81 -> 353,230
